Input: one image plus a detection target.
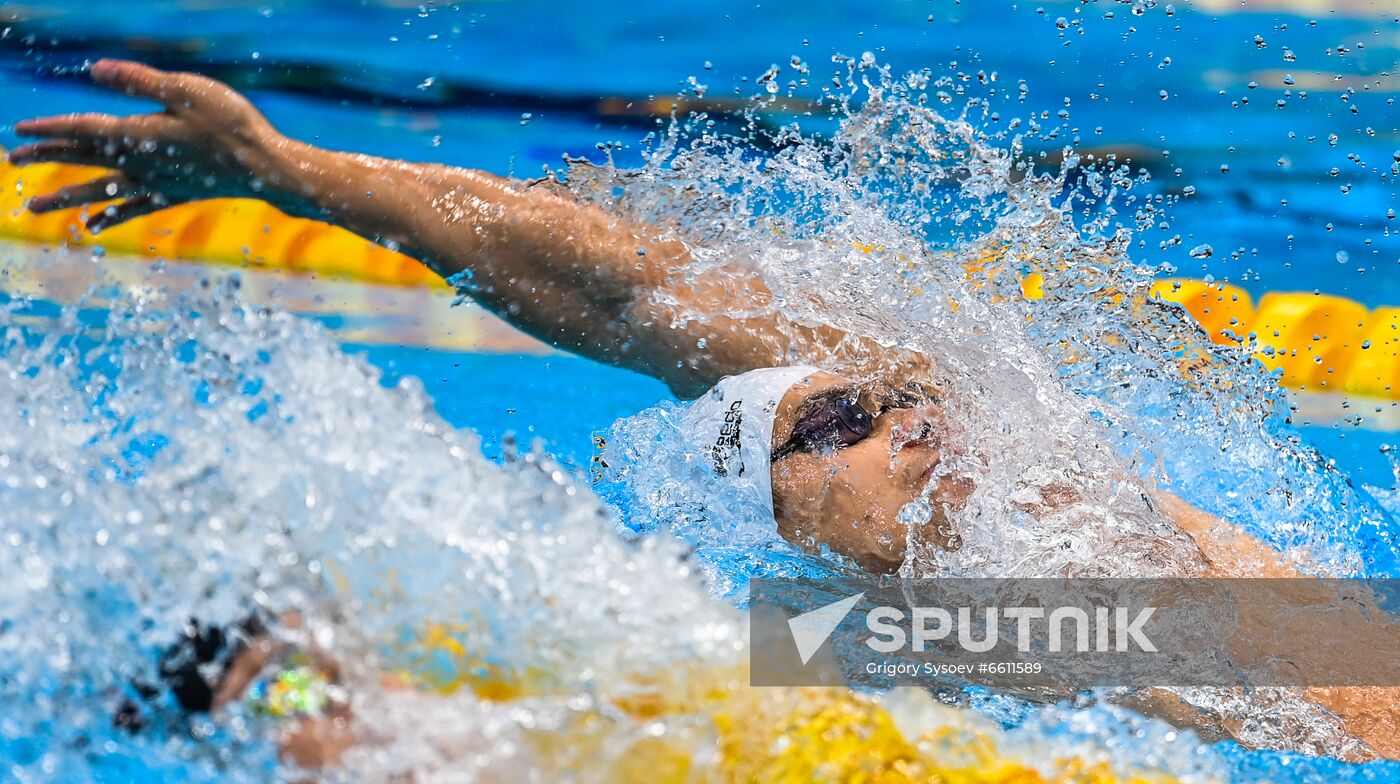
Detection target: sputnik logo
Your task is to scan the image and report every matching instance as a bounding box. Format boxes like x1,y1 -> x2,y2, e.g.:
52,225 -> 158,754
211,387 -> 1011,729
788,592 -> 865,665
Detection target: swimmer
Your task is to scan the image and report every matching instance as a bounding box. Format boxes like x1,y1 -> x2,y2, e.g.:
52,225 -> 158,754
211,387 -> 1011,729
11,59 -> 1397,762
114,612 -> 355,772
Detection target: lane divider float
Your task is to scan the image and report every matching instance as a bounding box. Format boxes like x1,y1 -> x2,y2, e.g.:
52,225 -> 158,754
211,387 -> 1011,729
1147,277 -> 1398,399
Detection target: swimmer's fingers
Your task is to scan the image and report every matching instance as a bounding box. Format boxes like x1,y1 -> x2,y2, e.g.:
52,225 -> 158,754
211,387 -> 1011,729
86,193 -> 179,234
7,140 -> 113,168
90,58 -> 246,117
10,114 -> 180,172
27,174 -> 142,214
13,112 -> 180,147
14,112 -> 126,141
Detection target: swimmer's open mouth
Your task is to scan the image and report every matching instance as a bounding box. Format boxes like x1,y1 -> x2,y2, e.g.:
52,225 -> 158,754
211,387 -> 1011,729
915,459 -> 940,489
893,418 -> 937,452
893,418 -> 942,488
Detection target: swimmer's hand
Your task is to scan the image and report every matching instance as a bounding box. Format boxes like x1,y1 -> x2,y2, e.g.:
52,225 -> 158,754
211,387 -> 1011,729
11,59 -> 292,233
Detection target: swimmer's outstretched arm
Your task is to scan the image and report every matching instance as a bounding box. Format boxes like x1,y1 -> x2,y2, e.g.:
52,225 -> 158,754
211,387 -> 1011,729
10,59 -> 897,398
1150,492 -> 1400,761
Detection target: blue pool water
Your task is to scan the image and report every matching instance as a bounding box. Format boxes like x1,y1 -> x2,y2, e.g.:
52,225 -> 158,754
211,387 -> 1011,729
1,1 -> 1398,781
364,347 -> 671,467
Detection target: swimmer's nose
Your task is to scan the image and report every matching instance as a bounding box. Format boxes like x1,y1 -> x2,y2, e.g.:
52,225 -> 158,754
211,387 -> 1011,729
889,405 -> 941,451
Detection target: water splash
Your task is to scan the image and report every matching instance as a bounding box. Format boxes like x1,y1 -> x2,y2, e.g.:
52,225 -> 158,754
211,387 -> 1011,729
0,272 -> 744,780
0,261 -> 1257,781
586,55 -> 1392,582
0,52 -> 1395,779
581,57 -> 1396,764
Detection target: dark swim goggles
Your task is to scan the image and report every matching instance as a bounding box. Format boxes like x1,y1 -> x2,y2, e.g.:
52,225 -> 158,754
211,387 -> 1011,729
771,396 -> 875,461
771,385 -> 929,462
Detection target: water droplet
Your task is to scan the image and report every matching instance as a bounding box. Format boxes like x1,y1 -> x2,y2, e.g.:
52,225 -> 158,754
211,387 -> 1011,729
1189,244 -> 1214,258
417,76 -> 435,90
757,64 -> 781,93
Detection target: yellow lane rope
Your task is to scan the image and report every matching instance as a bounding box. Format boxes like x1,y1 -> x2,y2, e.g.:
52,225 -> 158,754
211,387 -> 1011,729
1146,278 -> 1399,399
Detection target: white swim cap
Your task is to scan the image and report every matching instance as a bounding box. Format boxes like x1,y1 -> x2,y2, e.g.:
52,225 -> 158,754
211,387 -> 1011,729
680,365 -> 820,524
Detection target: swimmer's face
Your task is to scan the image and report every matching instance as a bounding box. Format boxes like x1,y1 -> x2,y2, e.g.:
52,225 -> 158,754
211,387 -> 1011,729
769,372 -> 969,573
